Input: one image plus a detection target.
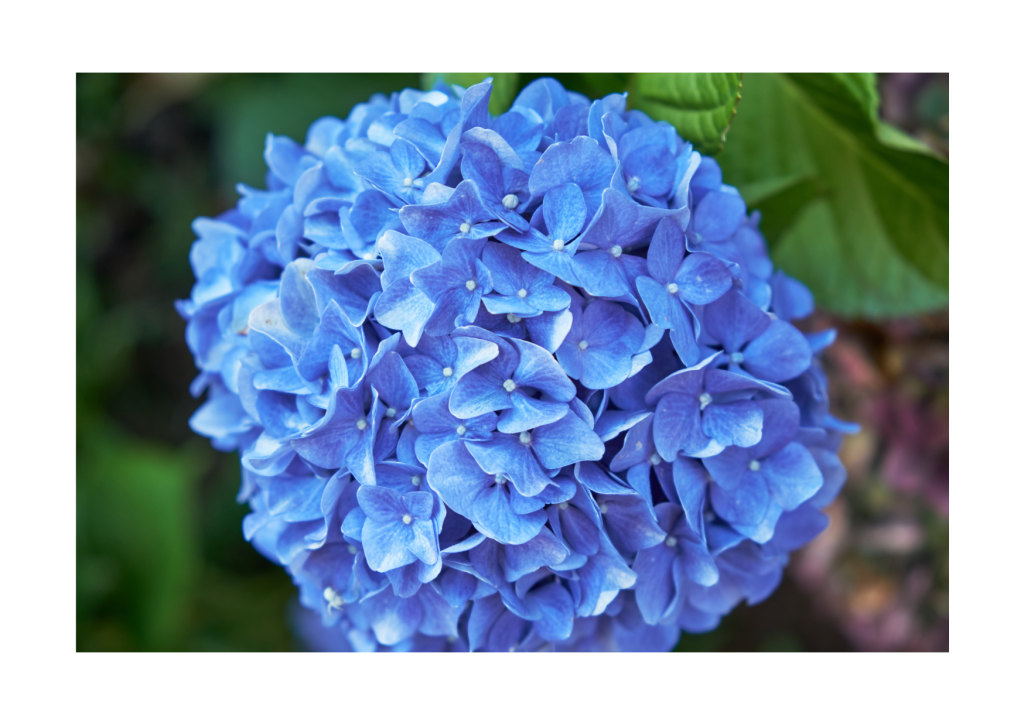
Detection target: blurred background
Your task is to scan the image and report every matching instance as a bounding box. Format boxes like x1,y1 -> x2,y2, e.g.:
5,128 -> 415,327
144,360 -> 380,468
76,73 -> 948,651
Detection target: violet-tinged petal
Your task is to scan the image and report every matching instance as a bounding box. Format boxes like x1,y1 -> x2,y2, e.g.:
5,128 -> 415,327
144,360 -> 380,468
742,319 -> 813,383
762,442 -> 823,510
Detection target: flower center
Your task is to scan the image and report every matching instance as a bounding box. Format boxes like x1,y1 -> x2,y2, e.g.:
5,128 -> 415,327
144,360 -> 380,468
749,460 -> 761,472
558,502 -> 569,510
609,245 -> 623,258
599,503 -> 609,514
578,340 -> 589,350
503,379 -> 516,392
552,239 -> 565,252
403,177 -> 413,187
519,432 -> 532,445
355,418 -> 368,431
324,587 -> 345,610
385,407 -> 397,418
412,475 -> 422,486
456,424 -> 467,435
517,288 -> 528,298
347,545 -> 358,554
350,347 -> 362,359
402,514 -> 413,525
495,474 -> 507,485
699,392 -> 713,410
502,193 -> 520,210
649,454 -> 662,465
627,176 -> 641,193
666,282 -> 679,294
442,366 -> 454,377
731,351 -> 744,364
460,222 -> 471,234
507,313 -> 521,323
465,279 -> 477,291
665,536 -> 678,548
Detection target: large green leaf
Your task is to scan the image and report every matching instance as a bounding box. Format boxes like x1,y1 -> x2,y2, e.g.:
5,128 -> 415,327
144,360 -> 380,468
628,73 -> 742,156
716,73 -> 948,318
421,73 -> 520,115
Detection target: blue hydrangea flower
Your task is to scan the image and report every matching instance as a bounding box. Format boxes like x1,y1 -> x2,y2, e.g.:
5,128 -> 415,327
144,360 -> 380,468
179,76 -> 856,653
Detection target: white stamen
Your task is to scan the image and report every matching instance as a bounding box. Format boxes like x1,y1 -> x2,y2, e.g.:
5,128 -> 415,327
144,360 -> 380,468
456,424 -> 467,435
442,366 -> 454,377
609,245 -> 623,258
731,352 -> 744,364
459,222 -> 471,234
362,252 -> 375,260
665,536 -> 678,548
578,340 -> 589,350
402,514 -> 413,525
749,460 -> 761,472
412,475 -> 422,486
465,279 -> 477,291
599,503 -> 609,514
355,418 -> 368,431
403,177 -> 413,187
649,454 -> 662,466
495,474 -> 507,485
347,545 -> 358,555
627,176 -> 641,193
507,313 -> 521,323
350,348 -> 362,360
517,288 -> 528,298
667,282 -> 679,294
385,407 -> 397,418
502,194 -> 520,210
552,239 -> 565,251
324,587 -> 345,611
699,392 -> 713,410
558,502 -> 569,510
519,432 -> 532,445
503,379 -> 516,392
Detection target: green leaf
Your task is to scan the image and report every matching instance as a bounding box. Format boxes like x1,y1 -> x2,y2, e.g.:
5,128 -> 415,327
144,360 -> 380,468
717,73 -> 948,318
78,427 -> 202,650
421,73 -> 520,115
628,73 -> 742,156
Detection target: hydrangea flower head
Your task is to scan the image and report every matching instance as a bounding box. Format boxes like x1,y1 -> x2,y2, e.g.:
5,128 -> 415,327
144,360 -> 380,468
179,76 -> 856,651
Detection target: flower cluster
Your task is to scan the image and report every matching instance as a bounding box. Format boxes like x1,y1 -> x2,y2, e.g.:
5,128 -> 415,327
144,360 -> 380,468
178,77 -> 856,651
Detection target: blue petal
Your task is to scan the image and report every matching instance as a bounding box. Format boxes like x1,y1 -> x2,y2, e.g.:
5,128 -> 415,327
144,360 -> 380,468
472,484 -> 546,545
742,319 -> 813,383
677,251 -> 733,305
529,136 -> 616,223
449,362 -> 512,419
529,582 -> 575,641
702,290 -> 770,352
702,400 -> 764,449
762,442 -> 823,510
633,542 -> 675,624
510,338 -> 576,400
502,527 -> 569,582
599,494 -> 666,553
693,190 -> 746,242
709,476 -> 770,526
531,412 -> 605,469
377,230 -> 441,289
542,183 -> 587,241
497,394 -> 568,434
361,518 -> 417,572
465,436 -> 552,497
373,279 -> 433,347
